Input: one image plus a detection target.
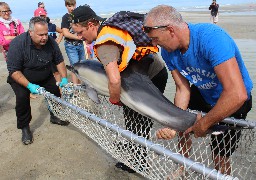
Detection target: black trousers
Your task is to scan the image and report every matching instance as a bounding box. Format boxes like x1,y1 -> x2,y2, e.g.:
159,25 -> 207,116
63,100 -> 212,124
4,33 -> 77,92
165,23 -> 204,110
188,85 -> 252,157
8,75 -> 61,129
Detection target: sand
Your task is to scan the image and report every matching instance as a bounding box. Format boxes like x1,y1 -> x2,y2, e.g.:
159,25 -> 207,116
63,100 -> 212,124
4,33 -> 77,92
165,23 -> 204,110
0,4 -> 255,180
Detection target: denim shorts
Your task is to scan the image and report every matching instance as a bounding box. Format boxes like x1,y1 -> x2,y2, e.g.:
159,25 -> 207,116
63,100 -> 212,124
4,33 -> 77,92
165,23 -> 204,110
64,41 -> 85,65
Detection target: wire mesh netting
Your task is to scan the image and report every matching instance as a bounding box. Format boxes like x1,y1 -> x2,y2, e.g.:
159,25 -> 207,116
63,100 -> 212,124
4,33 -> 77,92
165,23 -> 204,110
41,85 -> 255,180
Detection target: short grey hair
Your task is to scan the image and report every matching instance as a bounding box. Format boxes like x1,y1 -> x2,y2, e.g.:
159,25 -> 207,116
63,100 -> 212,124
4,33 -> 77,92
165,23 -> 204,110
144,5 -> 185,29
29,17 -> 47,31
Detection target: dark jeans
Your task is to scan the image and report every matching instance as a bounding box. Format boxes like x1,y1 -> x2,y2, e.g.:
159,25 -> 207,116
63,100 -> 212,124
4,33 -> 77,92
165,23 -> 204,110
8,75 -> 61,129
188,85 -> 252,157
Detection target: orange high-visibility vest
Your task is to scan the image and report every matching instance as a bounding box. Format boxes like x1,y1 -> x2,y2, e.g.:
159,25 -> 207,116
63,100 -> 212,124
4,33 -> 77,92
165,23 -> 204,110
94,26 -> 158,72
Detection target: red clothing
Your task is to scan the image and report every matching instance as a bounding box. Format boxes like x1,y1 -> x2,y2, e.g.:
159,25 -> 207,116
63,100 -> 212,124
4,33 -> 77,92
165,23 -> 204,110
0,19 -> 25,51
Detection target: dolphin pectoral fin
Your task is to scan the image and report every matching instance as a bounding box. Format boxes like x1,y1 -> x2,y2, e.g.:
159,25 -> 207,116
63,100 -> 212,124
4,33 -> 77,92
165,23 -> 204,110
84,86 -> 100,104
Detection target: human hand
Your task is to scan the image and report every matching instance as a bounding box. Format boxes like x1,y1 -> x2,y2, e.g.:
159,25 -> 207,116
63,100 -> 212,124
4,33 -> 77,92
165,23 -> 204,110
27,83 -> 41,94
109,98 -> 123,106
185,113 -> 207,138
156,127 -> 176,140
59,77 -> 68,87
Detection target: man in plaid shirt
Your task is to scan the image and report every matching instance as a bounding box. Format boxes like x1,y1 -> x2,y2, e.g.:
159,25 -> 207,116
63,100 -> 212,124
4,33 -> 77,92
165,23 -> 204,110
71,5 -> 168,173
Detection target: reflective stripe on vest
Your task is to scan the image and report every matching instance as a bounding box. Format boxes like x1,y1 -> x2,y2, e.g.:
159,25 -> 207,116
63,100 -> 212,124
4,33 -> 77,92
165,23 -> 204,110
94,26 -> 136,72
94,26 -> 158,72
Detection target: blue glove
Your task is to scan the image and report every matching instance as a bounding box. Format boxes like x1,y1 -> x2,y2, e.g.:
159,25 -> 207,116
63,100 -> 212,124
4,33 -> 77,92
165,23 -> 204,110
27,83 -> 41,94
59,77 -> 68,87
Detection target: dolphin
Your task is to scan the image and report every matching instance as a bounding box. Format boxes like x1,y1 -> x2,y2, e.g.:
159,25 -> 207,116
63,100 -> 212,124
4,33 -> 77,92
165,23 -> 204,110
66,57 -> 197,132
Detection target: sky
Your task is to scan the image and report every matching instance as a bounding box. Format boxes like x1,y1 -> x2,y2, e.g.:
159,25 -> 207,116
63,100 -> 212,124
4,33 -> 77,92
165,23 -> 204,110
3,0 -> 256,22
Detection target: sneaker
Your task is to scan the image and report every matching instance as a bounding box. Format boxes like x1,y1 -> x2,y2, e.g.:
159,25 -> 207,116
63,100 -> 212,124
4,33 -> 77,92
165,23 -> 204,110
22,126 -> 33,145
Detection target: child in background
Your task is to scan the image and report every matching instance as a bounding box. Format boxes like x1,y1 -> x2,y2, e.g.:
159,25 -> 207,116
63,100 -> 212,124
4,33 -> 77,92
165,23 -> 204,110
61,0 -> 85,86
46,17 -> 63,45
46,16 -> 63,85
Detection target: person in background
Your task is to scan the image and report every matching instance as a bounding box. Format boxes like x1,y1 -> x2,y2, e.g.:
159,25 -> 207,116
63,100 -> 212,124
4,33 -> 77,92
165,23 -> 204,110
0,2 -> 24,61
144,5 -> 252,175
46,17 -> 63,45
61,0 -> 85,86
46,17 -> 64,85
209,0 -> 219,24
71,5 -> 168,173
34,2 -> 47,16
7,17 -> 70,145
0,2 -> 37,99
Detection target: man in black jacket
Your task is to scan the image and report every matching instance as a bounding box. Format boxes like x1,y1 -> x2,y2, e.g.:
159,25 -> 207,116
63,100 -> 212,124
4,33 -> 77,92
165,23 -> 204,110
7,17 -> 69,145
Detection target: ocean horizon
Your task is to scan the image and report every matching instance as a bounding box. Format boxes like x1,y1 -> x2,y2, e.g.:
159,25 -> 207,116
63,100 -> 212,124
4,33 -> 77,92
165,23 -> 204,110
3,0 -> 256,22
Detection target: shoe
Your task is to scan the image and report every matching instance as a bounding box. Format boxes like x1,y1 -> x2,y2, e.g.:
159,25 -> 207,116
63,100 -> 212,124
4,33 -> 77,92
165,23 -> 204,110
50,114 -> 69,126
115,162 -> 136,173
22,126 -> 33,145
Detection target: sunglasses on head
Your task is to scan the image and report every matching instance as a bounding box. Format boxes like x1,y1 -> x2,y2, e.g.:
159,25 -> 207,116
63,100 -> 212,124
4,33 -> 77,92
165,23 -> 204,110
142,25 -> 169,33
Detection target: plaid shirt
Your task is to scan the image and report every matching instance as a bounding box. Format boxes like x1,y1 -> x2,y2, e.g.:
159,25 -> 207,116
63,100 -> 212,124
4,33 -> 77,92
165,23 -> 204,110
102,11 -> 152,47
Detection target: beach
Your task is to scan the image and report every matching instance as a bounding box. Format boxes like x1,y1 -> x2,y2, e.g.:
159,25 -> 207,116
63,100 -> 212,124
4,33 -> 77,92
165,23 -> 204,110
0,4 -> 255,179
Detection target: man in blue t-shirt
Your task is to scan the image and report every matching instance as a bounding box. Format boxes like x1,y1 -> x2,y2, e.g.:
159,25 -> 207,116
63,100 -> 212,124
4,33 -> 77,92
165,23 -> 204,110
144,5 -> 253,174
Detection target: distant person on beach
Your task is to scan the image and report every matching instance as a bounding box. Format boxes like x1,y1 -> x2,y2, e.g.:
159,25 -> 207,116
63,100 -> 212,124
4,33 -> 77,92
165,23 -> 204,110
6,17 -> 70,145
34,2 -> 47,16
209,0 -> 219,24
144,5 -> 253,175
71,5 -> 168,173
0,2 -> 24,61
61,0 -> 85,86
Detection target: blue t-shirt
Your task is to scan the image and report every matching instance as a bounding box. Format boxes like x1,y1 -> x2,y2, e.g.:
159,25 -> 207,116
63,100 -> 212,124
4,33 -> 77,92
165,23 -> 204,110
161,23 -> 253,106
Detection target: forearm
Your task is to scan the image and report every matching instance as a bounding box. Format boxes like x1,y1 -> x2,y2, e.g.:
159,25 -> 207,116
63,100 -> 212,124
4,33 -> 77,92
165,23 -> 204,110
4,36 -> 16,40
56,61 -> 67,78
105,61 -> 121,102
11,71 -> 29,87
56,33 -> 64,44
62,29 -> 81,41
174,86 -> 190,110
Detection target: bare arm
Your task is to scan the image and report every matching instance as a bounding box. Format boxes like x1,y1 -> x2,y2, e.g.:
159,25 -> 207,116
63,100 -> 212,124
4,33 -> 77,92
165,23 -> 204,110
96,42 -> 122,103
56,61 -> 67,78
105,61 -> 121,103
11,71 -> 30,87
62,28 -> 81,41
185,57 -> 248,137
172,69 -> 191,110
4,36 -> 16,40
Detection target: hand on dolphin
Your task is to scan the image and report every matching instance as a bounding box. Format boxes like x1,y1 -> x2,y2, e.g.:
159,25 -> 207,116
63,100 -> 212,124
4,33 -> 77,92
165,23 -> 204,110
156,127 -> 176,140
109,98 -> 123,106
185,113 -> 208,138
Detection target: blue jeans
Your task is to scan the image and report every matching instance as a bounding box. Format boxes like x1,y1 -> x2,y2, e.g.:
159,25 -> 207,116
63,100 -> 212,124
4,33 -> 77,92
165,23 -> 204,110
64,41 -> 85,65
